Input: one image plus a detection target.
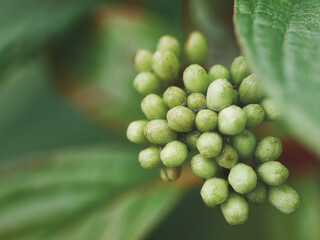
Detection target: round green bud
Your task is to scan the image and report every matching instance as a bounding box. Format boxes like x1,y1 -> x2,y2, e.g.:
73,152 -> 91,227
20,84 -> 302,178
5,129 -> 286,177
230,56 -> 250,85
221,193 -> 249,225
160,140 -> 188,167
183,64 -> 209,93
238,74 -> 264,105
127,120 -> 148,144
268,184 -> 300,214
195,109 -> 218,132
257,161 -> 289,186
184,131 -> 201,151
231,129 -> 257,160
151,51 -> 179,82
228,163 -> 257,194
197,132 -> 223,158
161,166 -> 182,182
138,146 -> 162,169
163,86 -> 186,108
133,72 -> 161,95
134,49 -> 153,72
218,105 -> 247,135
245,181 -> 267,205
206,79 -> 234,111
141,94 -> 167,120
260,98 -> 283,121
208,64 -> 231,82
144,119 -> 177,145
215,144 -> 238,169
232,89 -> 239,105
187,92 -> 206,111
184,31 -> 208,64
242,104 -> 265,128
200,178 -> 229,207
157,35 -> 180,57
167,106 -> 195,132
191,154 -> 218,179
255,136 -> 282,162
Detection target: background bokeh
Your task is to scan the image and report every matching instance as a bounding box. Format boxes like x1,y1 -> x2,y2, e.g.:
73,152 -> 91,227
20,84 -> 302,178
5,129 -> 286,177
0,0 -> 319,239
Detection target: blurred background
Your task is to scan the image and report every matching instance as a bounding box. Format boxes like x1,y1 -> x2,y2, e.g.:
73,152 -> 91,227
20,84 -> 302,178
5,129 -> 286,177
0,0 -> 319,239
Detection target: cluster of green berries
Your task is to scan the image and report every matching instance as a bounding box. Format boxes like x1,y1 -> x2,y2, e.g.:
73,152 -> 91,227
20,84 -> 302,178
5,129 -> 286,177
127,32 -> 300,225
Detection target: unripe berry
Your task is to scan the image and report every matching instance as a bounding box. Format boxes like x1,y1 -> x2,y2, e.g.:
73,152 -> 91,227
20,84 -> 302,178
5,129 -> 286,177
215,144 -> 238,169
230,56 -> 250,85
144,120 -> 177,145
197,132 -> 223,158
195,109 -> 218,132
221,193 -> 249,225
184,131 -> 201,151
232,89 -> 239,105
245,181 -> 267,205
138,146 -> 162,169
255,136 -> 282,162
152,51 -> 179,82
231,129 -> 257,160
183,64 -> 209,93
157,35 -> 180,57
268,184 -> 300,214
187,92 -> 206,111
218,105 -> 247,135
257,161 -> 289,186
126,120 -> 148,144
228,163 -> 257,194
161,166 -> 182,182
238,74 -> 264,105
163,86 -> 186,108
141,94 -> 167,120
191,154 -> 218,179
206,79 -> 234,111
133,72 -> 161,95
167,106 -> 195,132
208,64 -> 230,82
201,178 -> 229,207
160,141 -> 188,167
260,98 -> 282,121
184,31 -> 208,64
242,104 -> 265,128
134,49 -> 153,72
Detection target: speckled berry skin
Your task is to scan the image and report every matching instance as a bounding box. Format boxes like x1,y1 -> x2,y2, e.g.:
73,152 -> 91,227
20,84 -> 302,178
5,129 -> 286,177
238,74 -> 264,105
151,51 -> 179,82
160,140 -> 188,167
191,154 -> 218,179
141,94 -> 168,120
184,31 -> 208,64
221,193 -> 249,225
201,178 -> 229,207
218,105 -> 247,135
260,98 -> 283,121
183,64 -> 209,93
134,49 -> 153,72
157,35 -> 180,57
126,120 -> 148,144
144,119 -> 177,145
163,86 -> 186,108
245,181 -> 267,205
208,64 -> 231,82
215,144 -> 238,169
139,146 -> 162,169
242,104 -> 265,128
230,56 -> 250,85
206,79 -> 234,111
187,92 -> 206,111
195,109 -> 218,132
167,106 -> 195,132
133,72 -> 161,95
257,161 -> 289,186
231,129 -> 257,160
184,131 -> 201,151
228,163 -> 257,194
255,136 -> 283,162
197,132 -> 223,158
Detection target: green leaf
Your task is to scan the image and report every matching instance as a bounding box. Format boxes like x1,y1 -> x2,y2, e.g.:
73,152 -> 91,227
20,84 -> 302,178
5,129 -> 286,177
234,0 -> 320,155
0,144 -> 183,240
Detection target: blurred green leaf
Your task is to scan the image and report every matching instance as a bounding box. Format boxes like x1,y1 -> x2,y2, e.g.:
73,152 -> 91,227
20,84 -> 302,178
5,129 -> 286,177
234,0 -> 320,155
0,144 -> 183,240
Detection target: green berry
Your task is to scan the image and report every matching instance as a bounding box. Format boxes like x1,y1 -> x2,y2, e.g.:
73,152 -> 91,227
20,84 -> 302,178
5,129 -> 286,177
242,104 -> 265,128
163,86 -> 186,108
134,49 -> 153,72
126,120 -> 148,144
215,144 -> 238,169
268,184 -> 300,214
187,92 -> 206,110
228,163 -> 257,194
255,136 -> 283,162
232,89 -> 239,105
133,72 -> 161,95
200,178 -> 229,207
208,64 -> 231,82
257,161 -> 289,186
218,105 -> 247,135
230,56 -> 250,85
138,146 -> 162,169
144,119 -> 177,145
184,131 -> 201,151
161,166 -> 182,182
195,109 -> 218,132
157,35 -> 180,57
141,94 -> 167,120
221,193 -> 249,225
191,154 -> 218,179
151,51 -> 179,82
197,132 -> 223,158
206,79 -> 234,111
246,181 -> 267,205
160,140 -> 188,167
231,129 -> 257,160
184,31 -> 208,64
167,106 -> 195,132
260,98 -> 282,121
238,74 -> 264,105
183,64 -> 209,93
